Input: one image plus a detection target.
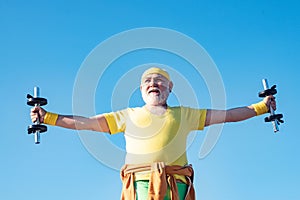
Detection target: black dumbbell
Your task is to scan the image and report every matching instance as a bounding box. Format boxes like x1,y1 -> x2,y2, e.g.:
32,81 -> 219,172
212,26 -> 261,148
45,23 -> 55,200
259,79 -> 284,133
27,87 -> 48,144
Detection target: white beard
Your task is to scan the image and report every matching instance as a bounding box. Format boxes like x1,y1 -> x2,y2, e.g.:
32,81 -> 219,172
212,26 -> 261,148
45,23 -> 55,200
142,90 -> 170,106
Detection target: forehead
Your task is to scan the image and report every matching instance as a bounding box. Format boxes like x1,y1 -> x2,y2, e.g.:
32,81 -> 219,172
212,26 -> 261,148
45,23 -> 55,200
143,73 -> 168,80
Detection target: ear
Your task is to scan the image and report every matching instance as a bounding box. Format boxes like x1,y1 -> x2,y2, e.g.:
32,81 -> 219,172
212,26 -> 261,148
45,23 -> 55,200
169,81 -> 173,92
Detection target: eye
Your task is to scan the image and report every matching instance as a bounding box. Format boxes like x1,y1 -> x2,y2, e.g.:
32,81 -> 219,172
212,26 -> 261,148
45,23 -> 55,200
144,79 -> 150,83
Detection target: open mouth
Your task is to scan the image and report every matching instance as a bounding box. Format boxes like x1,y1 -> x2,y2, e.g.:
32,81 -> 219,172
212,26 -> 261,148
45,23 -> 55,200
148,88 -> 160,95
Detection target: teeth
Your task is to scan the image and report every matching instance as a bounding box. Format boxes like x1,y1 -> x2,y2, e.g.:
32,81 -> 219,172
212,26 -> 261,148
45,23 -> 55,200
148,89 -> 159,94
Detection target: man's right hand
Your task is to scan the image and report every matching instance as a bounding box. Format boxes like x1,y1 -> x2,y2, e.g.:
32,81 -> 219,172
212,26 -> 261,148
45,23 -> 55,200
30,106 -> 47,123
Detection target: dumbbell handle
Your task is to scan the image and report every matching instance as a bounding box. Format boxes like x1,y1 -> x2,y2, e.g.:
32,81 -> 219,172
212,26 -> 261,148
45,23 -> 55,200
262,79 -> 279,132
33,87 -> 41,144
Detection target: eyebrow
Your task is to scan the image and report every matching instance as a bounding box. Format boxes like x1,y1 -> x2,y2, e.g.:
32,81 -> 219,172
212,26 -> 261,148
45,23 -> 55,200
144,74 -> 165,79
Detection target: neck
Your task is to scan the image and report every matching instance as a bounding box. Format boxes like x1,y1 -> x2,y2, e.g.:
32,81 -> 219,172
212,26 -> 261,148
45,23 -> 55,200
144,104 -> 168,115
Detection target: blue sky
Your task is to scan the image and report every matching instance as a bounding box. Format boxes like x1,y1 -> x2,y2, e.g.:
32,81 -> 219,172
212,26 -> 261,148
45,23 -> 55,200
1,0 -> 299,199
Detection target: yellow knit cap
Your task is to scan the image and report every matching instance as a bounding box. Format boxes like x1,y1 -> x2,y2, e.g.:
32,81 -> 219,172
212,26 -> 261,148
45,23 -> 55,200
141,67 -> 171,82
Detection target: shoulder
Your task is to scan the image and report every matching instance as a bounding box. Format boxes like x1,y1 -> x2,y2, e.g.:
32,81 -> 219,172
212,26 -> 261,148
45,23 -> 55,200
169,106 -> 206,112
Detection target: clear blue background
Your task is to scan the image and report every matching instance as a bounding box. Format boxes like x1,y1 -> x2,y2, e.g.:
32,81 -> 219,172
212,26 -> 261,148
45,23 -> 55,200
1,0 -> 299,199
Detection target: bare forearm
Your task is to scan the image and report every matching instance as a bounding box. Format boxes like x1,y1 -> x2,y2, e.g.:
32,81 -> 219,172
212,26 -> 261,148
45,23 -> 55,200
55,115 -> 98,131
53,114 -> 110,133
225,106 -> 256,122
31,107 -> 110,132
205,106 -> 256,126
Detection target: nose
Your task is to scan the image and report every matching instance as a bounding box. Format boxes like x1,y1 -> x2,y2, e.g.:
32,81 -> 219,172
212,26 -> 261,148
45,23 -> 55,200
149,78 -> 158,86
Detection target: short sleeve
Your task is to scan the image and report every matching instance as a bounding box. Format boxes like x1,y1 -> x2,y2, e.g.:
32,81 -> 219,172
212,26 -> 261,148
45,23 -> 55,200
103,109 -> 127,134
184,107 -> 207,130
197,109 -> 207,130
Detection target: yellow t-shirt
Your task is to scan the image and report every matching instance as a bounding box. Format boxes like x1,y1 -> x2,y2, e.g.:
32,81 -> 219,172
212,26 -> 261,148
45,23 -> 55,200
104,106 -> 207,180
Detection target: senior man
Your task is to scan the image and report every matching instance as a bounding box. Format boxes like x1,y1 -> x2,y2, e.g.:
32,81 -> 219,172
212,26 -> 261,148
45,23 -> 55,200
30,67 -> 275,200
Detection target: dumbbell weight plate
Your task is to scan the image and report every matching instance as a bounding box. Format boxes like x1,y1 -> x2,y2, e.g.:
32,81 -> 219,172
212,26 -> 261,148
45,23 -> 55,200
258,85 -> 277,98
28,124 -> 48,134
27,94 -> 48,106
264,114 -> 284,122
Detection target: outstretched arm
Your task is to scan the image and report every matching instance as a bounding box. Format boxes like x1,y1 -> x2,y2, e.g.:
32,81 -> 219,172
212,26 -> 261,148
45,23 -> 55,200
30,107 -> 110,133
205,96 -> 276,126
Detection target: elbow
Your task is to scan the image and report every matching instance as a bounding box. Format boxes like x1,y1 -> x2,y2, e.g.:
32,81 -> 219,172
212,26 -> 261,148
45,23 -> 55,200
226,115 -> 239,122
225,111 -> 241,123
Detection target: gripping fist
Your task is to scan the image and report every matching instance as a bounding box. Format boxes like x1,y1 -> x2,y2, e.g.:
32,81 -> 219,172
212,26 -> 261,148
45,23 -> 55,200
263,95 -> 276,112
30,106 -> 47,123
